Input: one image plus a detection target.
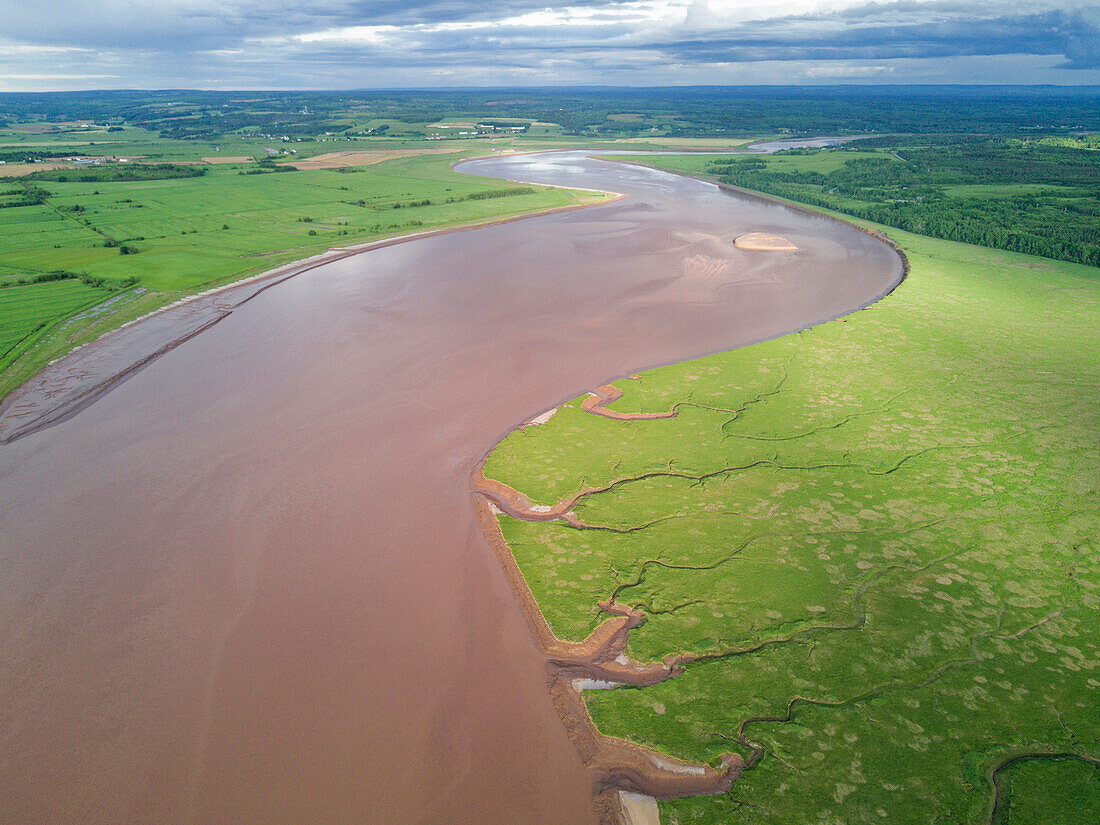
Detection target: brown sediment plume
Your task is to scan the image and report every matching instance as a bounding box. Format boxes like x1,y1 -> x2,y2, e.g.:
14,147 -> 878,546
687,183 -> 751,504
582,385 -> 678,421
472,476 -> 742,825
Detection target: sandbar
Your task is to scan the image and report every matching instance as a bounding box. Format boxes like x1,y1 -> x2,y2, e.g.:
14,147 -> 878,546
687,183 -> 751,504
734,231 -> 798,250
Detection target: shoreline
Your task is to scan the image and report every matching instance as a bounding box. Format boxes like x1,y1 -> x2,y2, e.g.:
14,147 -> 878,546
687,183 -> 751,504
472,492 -> 744,825
467,159 -> 910,494
0,181 -> 624,444
468,157 -> 911,824
0,144 -> 868,444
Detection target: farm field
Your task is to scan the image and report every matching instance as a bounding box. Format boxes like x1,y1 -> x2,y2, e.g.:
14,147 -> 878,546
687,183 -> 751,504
0,278 -> 113,371
482,166 -> 1099,823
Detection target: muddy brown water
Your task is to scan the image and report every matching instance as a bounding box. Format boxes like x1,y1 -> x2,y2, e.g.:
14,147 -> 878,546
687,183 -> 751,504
0,152 -> 902,824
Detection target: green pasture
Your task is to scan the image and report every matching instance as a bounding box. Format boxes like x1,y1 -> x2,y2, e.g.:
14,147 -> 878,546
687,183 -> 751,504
483,175 -> 1099,822
1,157 -> 587,291
0,150 -> 606,398
627,149 -> 886,178
0,279 -> 112,366
0,122 -> 539,164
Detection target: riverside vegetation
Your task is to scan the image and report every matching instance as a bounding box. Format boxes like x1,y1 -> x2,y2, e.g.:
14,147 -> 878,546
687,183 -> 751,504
482,164 -> 1098,822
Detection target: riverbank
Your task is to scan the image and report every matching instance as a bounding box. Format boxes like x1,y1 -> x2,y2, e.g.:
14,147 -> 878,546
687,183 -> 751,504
0,185 -> 617,443
466,154 -> 915,824
0,151 -> 605,403
481,159 -> 1099,824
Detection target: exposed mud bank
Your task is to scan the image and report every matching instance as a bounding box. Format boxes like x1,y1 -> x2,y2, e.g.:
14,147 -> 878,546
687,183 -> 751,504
733,232 -> 798,251
473,493 -> 743,823
583,384 -> 678,421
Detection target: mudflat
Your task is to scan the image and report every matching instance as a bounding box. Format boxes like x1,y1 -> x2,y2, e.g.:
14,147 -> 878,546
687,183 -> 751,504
0,152 -> 902,823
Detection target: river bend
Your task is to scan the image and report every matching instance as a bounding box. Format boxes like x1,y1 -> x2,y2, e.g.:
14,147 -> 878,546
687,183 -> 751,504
0,151 -> 902,824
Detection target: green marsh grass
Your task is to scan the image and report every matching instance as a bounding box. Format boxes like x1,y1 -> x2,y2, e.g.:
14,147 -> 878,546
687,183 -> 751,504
484,167 -> 1099,823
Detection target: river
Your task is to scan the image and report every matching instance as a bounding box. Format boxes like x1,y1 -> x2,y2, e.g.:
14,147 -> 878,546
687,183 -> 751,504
0,150 -> 902,824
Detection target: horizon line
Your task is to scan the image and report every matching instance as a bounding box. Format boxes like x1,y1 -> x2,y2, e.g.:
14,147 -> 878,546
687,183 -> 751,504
4,82 -> 1100,96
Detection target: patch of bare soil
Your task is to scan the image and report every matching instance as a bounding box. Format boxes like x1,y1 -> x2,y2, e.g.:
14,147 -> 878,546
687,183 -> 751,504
286,148 -> 457,170
0,162 -> 70,178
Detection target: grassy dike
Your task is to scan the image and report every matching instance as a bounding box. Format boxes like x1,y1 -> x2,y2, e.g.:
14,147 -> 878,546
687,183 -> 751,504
0,151 -> 605,397
481,159 -> 1099,823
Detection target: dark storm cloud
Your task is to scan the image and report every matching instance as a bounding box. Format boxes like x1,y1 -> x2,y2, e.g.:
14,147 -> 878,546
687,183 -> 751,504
0,0 -> 618,50
658,9 -> 1100,68
1060,8 -> 1100,67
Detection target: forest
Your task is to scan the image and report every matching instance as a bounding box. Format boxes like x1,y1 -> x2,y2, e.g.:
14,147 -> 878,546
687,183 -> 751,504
707,138 -> 1100,266
2,86 -> 1099,141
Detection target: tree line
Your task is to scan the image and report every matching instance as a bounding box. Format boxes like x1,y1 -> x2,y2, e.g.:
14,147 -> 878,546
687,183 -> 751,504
708,139 -> 1100,267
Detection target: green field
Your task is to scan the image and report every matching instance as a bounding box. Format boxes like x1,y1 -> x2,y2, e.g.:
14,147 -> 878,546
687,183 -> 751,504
482,162 -> 1099,823
990,756 -> 1100,825
0,278 -> 113,367
0,156 -> 596,292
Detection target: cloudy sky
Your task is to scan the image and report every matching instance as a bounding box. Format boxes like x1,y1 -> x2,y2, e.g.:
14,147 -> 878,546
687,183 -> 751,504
1,0 -> 1098,90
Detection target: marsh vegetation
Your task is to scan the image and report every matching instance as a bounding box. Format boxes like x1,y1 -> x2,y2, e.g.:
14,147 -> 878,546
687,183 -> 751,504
484,169 -> 1098,823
